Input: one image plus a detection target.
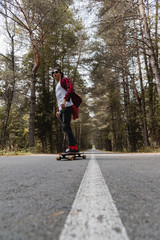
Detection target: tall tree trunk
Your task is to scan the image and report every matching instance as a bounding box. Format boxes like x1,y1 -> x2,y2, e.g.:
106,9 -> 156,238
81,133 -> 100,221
110,105 -> 116,151
29,39 -> 40,147
134,20 -> 149,147
140,23 -> 156,147
29,70 -> 36,147
72,50 -> 82,85
79,121 -> 81,150
1,88 -> 13,148
1,36 -> 15,149
137,50 -> 149,147
122,67 -> 132,151
155,0 -> 159,63
138,0 -> 160,104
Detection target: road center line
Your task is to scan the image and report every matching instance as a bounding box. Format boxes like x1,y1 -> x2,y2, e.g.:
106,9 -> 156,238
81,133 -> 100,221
59,153 -> 129,240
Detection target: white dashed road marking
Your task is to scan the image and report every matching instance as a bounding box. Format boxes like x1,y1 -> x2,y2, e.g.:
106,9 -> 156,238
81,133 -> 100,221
59,153 -> 129,240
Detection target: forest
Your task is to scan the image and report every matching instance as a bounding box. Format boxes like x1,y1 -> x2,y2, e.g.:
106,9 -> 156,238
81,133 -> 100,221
0,0 -> 160,154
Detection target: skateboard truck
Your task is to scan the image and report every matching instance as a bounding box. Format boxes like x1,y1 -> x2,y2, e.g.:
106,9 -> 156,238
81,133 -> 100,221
56,152 -> 86,161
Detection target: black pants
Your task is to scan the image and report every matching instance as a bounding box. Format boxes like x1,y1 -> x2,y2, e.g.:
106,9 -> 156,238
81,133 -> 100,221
60,107 -> 76,146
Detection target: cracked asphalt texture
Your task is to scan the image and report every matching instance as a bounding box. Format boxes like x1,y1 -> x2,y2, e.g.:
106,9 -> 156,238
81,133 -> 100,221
97,151 -> 160,240
0,150 -> 160,240
0,155 -> 89,240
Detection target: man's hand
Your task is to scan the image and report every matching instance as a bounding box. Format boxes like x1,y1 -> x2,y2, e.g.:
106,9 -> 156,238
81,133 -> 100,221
61,99 -> 66,109
56,111 -> 60,118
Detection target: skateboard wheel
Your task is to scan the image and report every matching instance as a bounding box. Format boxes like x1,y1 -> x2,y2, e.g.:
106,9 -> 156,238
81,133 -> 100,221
56,156 -> 61,161
68,156 -> 74,160
83,155 -> 86,159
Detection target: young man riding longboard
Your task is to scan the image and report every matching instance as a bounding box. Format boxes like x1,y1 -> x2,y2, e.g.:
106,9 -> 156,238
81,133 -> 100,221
52,67 -> 82,155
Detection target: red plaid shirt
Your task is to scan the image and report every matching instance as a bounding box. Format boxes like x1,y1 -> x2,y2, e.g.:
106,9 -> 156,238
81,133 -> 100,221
57,77 -> 82,120
60,78 -> 82,108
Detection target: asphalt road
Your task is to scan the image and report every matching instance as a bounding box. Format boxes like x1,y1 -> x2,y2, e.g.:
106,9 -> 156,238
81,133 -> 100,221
0,150 -> 160,240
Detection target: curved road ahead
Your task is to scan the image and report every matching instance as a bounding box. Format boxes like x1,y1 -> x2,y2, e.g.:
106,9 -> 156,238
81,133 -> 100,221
0,150 -> 160,240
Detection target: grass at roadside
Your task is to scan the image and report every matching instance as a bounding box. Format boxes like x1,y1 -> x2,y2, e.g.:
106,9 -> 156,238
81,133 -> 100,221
0,147 -> 55,156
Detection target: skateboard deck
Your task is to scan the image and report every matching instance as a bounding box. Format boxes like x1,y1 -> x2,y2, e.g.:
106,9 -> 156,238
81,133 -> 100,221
56,152 -> 86,161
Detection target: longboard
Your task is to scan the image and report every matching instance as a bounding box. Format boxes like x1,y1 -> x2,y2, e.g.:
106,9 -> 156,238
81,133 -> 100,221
56,152 -> 86,161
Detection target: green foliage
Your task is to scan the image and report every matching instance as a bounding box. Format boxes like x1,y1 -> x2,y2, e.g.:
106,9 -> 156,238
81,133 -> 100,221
0,0 -> 90,153
88,0 -> 160,152
0,106 -> 29,151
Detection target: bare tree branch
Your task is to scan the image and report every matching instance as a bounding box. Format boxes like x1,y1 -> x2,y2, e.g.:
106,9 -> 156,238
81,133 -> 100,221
32,3 -> 56,32
41,6 -> 69,39
0,53 -> 11,62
